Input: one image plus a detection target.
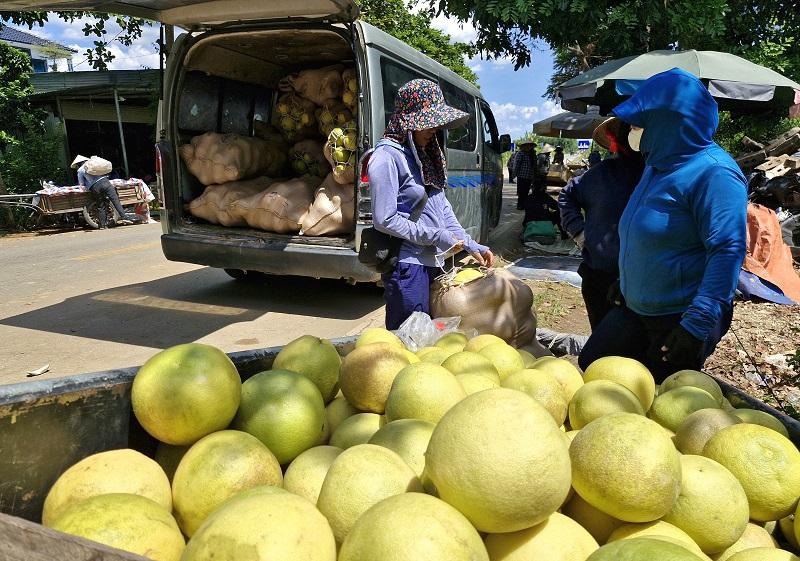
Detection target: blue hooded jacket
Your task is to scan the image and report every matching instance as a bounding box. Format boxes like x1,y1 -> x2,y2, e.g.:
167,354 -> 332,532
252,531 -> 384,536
613,68 -> 747,340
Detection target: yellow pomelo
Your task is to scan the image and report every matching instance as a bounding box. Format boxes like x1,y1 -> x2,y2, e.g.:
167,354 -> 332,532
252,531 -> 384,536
502,368 -> 569,425
385,363 -> 466,423
50,493 -> 184,561
171,430 -> 282,536
588,537 -> 705,561
368,419 -> 435,477
703,424 -> 800,521
316,444 -> 421,543
530,356 -> 585,401
722,397 -> 736,411
326,395 -> 360,436
712,523 -> 777,561
649,387 -> 720,432
583,356 -> 655,410
43,449 -> 171,526
732,408 -> 790,437
338,492 -> 488,561
182,486 -> 336,561
485,512 -> 598,560
419,348 -> 455,364
464,333 -> 506,352
283,445 -> 343,504
662,455 -> 748,553
154,443 -> 189,482
273,335 -> 342,402
608,521 -> 706,558
132,343 -> 241,445
661,370 -> 724,405
456,372 -> 500,394
779,514 -> 798,550
565,429 -> 581,442
478,343 -> 525,381
355,327 -> 403,348
727,549 -> 800,561
402,349 -> 421,363
339,343 -> 411,413
517,348 -> 538,368
330,412 -> 386,449
317,415 -> 331,445
232,369 -> 326,464
571,412 -> 681,522
423,388 -> 571,532
674,408 -> 741,455
441,351 -> 501,381
562,492 -> 624,543
434,332 -> 468,352
568,379 -> 644,429
451,268 -> 486,285
416,346 -> 441,358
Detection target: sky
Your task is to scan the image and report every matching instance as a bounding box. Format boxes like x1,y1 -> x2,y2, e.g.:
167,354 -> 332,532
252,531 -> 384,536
19,12 -> 560,140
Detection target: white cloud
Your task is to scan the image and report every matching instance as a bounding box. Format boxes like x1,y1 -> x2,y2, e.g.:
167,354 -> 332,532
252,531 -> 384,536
429,13 -> 478,44
489,100 -> 562,139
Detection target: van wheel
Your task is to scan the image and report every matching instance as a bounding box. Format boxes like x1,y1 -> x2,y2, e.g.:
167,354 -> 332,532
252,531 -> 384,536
223,269 -> 268,282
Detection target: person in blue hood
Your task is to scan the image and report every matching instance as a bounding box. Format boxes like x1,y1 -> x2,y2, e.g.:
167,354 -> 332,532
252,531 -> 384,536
578,68 -> 747,381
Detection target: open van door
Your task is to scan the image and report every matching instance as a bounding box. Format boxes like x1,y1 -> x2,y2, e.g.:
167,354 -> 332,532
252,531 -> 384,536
2,0 -> 358,26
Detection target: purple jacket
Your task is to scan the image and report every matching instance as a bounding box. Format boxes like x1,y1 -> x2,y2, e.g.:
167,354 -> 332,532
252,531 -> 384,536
368,139 -> 487,267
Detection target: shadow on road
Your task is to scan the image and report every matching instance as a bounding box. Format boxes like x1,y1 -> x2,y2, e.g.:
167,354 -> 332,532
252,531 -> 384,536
0,268 -> 384,348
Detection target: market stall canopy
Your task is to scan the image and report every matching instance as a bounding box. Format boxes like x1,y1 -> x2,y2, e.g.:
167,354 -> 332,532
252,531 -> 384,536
557,49 -> 800,115
532,108 -> 606,139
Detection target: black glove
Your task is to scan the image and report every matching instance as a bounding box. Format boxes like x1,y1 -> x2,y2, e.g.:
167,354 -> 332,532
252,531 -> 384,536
607,279 -> 624,307
659,325 -> 704,366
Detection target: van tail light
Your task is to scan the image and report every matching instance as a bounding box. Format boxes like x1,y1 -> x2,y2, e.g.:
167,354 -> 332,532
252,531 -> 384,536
154,144 -> 165,207
357,150 -> 374,221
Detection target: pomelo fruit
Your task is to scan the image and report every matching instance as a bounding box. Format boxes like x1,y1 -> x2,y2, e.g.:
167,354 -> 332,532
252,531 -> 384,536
649,386 -> 720,432
565,429 -> 581,442
608,520 -> 707,558
182,486 -> 336,561
568,379 -> 644,429
517,348 -> 538,368
418,348 -> 454,365
402,349 -> 420,363
502,368 -> 569,424
703,424 -> 800,521
326,395 -> 360,435
562,492 -> 624,544
154,443 -> 189,482
434,332 -> 468,352
368,419 -> 435,477
661,370 -> 724,405
338,492 -> 488,561
43,448 -> 171,526
283,445 -> 343,504
171,430 -> 283,536
662,455 -> 749,554
779,513 -> 798,550
464,333 -> 505,352
674,408 -> 741,455
732,408 -> 790,437
485,512 -> 599,561
339,343 -> 411,413
441,351 -> 500,381
132,343 -> 241,445
456,372 -> 500,394
329,412 -> 386,449
316,444 -> 421,543
232,369 -> 325,465
385,363 -> 466,423
530,356 -> 584,401
587,537 -> 705,561
50,493 -> 184,561
273,335 -> 341,402
570,412 -> 681,523
451,268 -> 486,286
478,342 -> 524,381
416,346 -> 440,358
712,523 -> 777,561
726,549 -> 800,561
583,356 -> 655,410
355,327 -> 403,348
422,388 -> 571,532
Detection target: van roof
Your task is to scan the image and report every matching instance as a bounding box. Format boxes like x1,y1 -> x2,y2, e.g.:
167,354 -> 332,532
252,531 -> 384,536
358,21 -> 482,100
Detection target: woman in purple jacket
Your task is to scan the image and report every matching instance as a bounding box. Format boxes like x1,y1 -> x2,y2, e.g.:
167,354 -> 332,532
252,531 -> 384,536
368,79 -> 494,329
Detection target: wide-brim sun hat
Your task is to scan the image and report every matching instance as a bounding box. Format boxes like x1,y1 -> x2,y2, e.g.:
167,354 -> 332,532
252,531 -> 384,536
592,117 -> 625,151
540,143 -> 556,154
394,79 -> 469,131
70,154 -> 90,169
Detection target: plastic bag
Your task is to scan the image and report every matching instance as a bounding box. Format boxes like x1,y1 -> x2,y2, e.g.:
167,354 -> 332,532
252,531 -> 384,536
395,311 -> 462,352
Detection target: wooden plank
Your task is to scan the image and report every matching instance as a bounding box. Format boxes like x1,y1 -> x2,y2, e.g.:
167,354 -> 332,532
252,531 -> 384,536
0,512 -> 149,561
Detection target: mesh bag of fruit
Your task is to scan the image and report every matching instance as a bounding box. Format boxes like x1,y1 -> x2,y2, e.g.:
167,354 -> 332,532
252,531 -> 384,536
289,140 -> 331,178
275,93 -> 318,142
341,67 -> 358,109
324,125 -> 357,185
316,101 -> 353,138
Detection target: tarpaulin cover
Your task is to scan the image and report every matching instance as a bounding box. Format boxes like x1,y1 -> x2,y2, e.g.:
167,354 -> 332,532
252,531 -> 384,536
742,203 -> 800,302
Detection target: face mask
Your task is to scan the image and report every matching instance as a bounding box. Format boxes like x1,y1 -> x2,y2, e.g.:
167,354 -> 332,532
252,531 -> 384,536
628,128 -> 644,152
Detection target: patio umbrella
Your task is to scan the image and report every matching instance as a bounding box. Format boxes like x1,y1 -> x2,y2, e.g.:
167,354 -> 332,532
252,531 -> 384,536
532,109 -> 607,138
557,49 -> 800,115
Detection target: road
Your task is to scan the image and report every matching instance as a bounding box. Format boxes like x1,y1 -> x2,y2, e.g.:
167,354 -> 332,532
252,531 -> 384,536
0,185 -> 523,384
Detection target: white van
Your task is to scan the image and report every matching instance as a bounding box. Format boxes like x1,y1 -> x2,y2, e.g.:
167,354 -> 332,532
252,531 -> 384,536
12,1 -> 510,282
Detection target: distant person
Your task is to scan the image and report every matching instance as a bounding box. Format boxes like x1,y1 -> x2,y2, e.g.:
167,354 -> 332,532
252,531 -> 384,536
512,140 -> 536,210
72,155 -> 136,229
534,143 -> 554,192
578,68 -> 747,381
559,118 -> 645,329
553,145 -> 565,165
508,148 -> 516,184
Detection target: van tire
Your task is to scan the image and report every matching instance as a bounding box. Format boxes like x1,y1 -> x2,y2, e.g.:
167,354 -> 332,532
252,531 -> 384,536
223,269 -> 269,282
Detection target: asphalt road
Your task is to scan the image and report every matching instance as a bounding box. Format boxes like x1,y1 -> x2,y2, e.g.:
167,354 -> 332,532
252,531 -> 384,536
0,184 -> 524,384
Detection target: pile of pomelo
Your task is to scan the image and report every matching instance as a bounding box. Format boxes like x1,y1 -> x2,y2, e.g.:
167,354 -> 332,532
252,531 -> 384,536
41,329 -> 800,561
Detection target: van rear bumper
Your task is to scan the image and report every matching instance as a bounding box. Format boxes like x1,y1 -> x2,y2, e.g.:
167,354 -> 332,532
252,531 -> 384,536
161,232 -> 380,282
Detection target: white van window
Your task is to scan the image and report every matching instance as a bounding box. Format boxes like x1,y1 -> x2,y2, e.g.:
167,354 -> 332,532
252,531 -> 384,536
480,102 -> 500,149
441,82 -> 477,152
381,58 -> 426,127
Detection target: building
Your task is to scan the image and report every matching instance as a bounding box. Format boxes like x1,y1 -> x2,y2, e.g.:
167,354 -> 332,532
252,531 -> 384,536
0,26 -> 76,72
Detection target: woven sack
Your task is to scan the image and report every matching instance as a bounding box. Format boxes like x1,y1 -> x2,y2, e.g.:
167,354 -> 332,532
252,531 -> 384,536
300,172 -> 354,236
85,156 -> 113,176
189,177 -> 275,226
280,65 -> 344,105
230,176 -> 320,234
179,132 -> 287,185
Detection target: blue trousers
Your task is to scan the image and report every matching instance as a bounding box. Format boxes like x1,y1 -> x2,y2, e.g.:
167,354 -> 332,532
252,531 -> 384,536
382,262 -> 440,330
578,303 -> 733,383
